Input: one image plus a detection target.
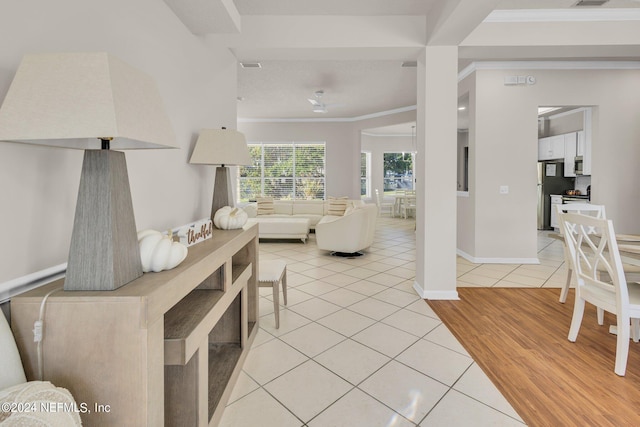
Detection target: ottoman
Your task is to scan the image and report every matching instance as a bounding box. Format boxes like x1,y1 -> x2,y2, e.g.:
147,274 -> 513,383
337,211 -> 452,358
245,217 -> 310,243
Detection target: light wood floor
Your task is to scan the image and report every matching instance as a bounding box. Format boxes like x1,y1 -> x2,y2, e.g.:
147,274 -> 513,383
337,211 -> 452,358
428,287 -> 640,427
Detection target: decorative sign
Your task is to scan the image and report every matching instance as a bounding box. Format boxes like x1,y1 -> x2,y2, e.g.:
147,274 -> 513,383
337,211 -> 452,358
177,219 -> 213,247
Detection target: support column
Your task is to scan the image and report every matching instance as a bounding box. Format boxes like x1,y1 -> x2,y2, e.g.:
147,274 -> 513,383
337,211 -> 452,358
414,46 -> 459,300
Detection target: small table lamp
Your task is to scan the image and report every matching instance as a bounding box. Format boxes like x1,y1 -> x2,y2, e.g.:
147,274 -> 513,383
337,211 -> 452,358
189,128 -> 251,220
0,52 -> 176,291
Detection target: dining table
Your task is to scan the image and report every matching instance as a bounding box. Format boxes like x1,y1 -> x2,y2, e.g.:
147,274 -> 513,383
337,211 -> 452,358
549,231 -> 640,336
393,193 -> 416,218
548,232 -> 640,261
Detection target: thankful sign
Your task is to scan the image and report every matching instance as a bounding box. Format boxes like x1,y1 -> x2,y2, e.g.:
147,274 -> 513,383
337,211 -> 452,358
177,219 -> 213,247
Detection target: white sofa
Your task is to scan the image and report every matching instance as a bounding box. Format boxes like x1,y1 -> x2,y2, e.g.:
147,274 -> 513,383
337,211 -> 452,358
0,311 -> 82,426
244,217 -> 310,242
243,199 -> 337,229
242,199 -> 375,245
315,204 -> 378,255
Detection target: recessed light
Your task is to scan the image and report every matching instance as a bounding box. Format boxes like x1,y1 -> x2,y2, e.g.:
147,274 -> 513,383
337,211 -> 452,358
240,62 -> 262,69
573,0 -> 609,6
458,106 -> 466,111
538,107 -> 562,115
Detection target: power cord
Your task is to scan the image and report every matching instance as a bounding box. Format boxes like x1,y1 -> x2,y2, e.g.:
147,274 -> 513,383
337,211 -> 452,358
33,286 -> 63,380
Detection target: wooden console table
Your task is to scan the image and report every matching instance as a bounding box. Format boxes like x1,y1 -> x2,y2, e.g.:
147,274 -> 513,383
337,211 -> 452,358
10,225 -> 258,426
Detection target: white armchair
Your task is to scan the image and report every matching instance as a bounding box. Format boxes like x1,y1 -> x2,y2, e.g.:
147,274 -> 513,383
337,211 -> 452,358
315,204 -> 378,256
0,311 -> 82,426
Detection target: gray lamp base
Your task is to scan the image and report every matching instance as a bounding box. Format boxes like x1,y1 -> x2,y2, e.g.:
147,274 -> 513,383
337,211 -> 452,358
64,150 -> 143,291
211,166 -> 235,220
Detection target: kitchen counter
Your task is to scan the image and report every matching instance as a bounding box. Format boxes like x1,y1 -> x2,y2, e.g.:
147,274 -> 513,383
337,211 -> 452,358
562,195 -> 590,203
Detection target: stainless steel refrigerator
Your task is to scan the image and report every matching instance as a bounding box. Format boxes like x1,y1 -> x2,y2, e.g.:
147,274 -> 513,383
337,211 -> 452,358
537,161 -> 575,230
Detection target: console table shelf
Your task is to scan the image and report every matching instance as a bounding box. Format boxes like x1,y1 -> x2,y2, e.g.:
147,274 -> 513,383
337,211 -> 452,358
10,225 -> 259,427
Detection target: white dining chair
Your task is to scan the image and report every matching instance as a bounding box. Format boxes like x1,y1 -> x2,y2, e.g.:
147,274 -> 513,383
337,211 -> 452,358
374,188 -> 394,217
559,212 -> 640,376
556,204 -> 606,304
556,204 -> 640,307
400,195 -> 416,219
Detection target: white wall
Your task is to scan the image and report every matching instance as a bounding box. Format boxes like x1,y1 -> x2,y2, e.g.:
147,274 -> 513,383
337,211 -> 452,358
237,121 -> 360,198
458,67 -> 640,263
238,110 -> 416,200
0,0 -> 238,284
457,78 -> 476,258
546,110 -> 584,136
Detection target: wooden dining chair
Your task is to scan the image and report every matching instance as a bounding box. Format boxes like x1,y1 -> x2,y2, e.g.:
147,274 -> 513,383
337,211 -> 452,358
559,212 -> 640,376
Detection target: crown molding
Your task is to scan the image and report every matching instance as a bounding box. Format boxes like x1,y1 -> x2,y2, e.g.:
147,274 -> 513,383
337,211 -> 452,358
485,8 -> 640,23
361,131 -> 413,137
459,60 -> 640,81
238,105 -> 416,123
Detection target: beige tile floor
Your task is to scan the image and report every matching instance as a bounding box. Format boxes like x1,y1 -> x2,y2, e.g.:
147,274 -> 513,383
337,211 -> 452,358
221,217 -> 568,426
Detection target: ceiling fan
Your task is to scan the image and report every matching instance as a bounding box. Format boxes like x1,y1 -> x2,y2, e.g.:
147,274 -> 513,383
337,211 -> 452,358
308,90 -> 329,113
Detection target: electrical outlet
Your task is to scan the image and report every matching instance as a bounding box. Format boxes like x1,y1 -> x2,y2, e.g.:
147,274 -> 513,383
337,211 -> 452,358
500,185 -> 509,194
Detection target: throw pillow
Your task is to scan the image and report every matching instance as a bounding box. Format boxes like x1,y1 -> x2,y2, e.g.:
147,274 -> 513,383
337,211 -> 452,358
256,197 -> 275,215
327,196 -> 349,216
343,202 -> 363,216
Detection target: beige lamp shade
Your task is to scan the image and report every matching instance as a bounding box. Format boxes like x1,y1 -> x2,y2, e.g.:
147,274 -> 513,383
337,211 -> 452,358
189,128 -> 251,166
0,52 -> 177,292
0,52 -> 177,149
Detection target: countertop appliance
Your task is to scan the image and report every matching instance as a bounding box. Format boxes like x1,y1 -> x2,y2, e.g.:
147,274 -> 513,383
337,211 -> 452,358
537,161 -> 575,230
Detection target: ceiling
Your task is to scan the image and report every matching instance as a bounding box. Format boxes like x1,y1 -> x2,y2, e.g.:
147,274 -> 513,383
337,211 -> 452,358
165,0 -> 640,133
233,0 -> 438,16
237,60 -> 417,120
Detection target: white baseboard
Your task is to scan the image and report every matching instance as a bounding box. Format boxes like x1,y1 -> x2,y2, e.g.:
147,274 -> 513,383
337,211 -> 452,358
413,281 -> 459,300
456,249 -> 540,265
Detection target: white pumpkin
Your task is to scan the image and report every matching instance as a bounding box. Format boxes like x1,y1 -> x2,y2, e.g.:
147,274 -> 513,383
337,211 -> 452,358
214,206 -> 248,230
137,230 -> 188,273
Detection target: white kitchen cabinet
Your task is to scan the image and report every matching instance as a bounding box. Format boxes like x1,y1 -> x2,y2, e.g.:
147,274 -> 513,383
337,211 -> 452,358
576,107 -> 592,175
538,135 -> 565,160
538,137 -> 551,160
550,135 -> 565,159
564,132 -> 577,177
577,130 -> 585,156
578,128 -> 592,175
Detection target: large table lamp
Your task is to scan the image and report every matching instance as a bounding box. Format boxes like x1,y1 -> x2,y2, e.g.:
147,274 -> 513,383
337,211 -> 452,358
189,128 -> 251,220
0,52 -> 176,291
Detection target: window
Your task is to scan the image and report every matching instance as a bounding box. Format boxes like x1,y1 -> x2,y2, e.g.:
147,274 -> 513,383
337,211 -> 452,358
383,152 -> 414,195
238,142 -> 326,201
360,152 -> 370,198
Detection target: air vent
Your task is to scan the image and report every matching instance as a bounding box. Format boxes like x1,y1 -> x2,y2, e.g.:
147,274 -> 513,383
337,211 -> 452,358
401,61 -> 417,68
573,0 -> 610,6
240,62 -> 262,68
